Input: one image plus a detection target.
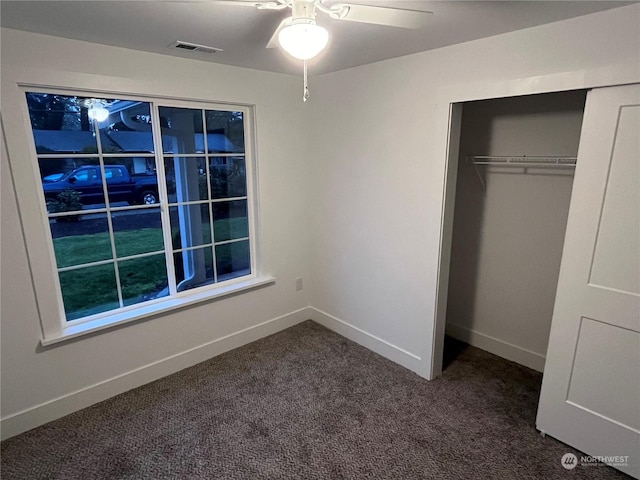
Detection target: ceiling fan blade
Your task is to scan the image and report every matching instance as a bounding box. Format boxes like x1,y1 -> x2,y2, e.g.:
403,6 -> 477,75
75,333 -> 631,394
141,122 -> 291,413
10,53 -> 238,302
330,4 -> 432,29
207,1 -> 272,6
158,0 -> 260,3
266,17 -> 291,48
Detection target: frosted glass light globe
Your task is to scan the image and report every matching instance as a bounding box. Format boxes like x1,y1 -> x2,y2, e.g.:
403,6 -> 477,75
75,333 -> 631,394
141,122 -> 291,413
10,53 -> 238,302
278,23 -> 328,60
88,104 -> 109,122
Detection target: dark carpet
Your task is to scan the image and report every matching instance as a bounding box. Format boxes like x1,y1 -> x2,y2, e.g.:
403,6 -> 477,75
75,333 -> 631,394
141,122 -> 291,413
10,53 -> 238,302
1,321 -> 628,479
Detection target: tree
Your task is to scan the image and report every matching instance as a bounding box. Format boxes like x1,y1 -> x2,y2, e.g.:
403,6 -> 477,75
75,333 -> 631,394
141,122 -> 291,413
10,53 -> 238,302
26,93 -> 85,131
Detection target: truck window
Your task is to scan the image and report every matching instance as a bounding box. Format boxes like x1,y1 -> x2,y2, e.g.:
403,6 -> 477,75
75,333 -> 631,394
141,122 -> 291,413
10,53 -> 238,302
105,167 -> 125,180
74,168 -> 98,182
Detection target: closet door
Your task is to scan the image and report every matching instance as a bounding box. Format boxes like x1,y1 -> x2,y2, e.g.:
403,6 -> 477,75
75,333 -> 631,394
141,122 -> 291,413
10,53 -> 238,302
536,83 -> 640,478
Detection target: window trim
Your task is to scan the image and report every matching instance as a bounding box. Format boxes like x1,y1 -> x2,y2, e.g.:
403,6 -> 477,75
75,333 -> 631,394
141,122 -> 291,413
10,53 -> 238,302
40,276 -> 275,346
11,83 -> 270,345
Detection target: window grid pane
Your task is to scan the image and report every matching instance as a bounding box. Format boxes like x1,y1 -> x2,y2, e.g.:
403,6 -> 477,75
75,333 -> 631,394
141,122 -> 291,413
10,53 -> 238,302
49,213 -> 112,268
26,92 -> 171,320
59,264 -> 119,321
27,92 -> 252,324
119,254 -> 169,307
163,107 -> 250,288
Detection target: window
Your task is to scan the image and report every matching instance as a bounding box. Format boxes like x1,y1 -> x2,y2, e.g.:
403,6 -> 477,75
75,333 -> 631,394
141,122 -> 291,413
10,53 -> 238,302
25,92 -> 256,326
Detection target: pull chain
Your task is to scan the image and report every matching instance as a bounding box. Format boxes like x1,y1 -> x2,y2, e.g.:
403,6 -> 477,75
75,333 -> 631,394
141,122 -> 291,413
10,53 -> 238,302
303,59 -> 309,102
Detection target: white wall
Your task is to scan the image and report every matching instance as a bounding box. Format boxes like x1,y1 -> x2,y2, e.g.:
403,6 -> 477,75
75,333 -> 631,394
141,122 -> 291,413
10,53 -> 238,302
446,92 -> 586,371
307,4 -> 640,378
0,28 -> 313,437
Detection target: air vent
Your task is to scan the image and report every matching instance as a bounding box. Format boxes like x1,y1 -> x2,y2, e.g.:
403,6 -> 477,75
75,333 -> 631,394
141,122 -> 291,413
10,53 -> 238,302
169,41 -> 223,55
175,43 -> 197,51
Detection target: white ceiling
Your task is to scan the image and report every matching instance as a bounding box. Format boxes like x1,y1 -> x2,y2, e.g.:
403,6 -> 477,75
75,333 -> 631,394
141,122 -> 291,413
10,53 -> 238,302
1,1 -> 634,76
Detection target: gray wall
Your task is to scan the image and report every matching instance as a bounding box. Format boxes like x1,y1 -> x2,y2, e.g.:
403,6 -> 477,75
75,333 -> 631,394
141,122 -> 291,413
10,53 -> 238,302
446,91 -> 587,370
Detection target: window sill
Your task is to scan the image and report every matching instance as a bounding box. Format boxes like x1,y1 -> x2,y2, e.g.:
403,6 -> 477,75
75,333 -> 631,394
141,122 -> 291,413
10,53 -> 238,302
40,276 -> 276,347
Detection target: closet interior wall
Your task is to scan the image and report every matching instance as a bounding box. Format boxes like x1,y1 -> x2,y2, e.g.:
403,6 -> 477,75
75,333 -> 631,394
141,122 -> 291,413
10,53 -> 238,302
445,91 -> 587,372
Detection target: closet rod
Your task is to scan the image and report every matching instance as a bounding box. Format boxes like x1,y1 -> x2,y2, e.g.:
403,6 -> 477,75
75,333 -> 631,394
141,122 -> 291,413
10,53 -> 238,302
468,155 -> 577,190
469,155 -> 577,167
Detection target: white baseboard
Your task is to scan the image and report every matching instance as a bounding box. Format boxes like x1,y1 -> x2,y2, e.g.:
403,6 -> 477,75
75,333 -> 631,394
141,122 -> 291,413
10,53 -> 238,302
308,307 -> 426,377
1,307 -> 312,441
445,322 -> 546,372
2,307 -> 432,440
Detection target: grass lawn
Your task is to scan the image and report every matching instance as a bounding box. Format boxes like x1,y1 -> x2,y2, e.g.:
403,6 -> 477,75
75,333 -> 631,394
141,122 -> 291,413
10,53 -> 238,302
56,218 -> 249,320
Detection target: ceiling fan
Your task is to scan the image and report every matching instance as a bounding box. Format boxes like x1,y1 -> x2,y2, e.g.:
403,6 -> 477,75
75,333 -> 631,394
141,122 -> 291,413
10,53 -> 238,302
210,0 -> 433,100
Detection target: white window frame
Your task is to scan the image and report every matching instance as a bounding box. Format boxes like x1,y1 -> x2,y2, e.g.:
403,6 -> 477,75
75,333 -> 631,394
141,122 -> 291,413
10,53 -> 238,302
9,84 -> 273,345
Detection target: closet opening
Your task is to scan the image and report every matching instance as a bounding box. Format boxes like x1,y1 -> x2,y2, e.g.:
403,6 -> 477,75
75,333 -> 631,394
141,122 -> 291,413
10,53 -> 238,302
440,89 -> 588,374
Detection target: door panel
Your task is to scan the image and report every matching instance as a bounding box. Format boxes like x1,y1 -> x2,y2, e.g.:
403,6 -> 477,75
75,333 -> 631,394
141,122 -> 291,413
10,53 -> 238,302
536,84 -> 640,478
566,318 -> 639,430
589,105 -> 640,294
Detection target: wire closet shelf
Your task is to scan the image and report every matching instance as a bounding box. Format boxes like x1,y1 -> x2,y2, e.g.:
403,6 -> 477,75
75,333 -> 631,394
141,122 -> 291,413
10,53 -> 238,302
468,155 -> 577,190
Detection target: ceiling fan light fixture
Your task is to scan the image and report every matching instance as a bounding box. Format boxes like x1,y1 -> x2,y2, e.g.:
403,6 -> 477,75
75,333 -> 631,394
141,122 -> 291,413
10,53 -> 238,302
87,99 -> 109,122
278,21 -> 328,60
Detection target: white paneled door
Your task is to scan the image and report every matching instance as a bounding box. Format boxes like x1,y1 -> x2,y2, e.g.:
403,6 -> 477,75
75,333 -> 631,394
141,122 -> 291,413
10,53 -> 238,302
536,84 -> 640,478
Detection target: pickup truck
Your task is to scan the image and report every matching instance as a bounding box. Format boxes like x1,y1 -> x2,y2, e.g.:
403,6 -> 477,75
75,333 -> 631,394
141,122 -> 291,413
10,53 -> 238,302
43,165 -> 159,206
